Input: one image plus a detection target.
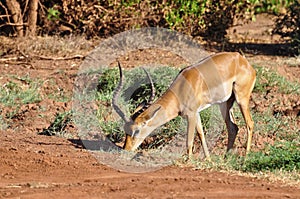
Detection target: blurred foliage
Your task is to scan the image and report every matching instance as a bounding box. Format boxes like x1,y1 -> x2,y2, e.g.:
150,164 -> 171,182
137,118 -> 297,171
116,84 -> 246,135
248,0 -> 294,14
273,1 -> 300,54
0,0 -> 254,40
0,0 -> 298,52
163,0 -> 253,40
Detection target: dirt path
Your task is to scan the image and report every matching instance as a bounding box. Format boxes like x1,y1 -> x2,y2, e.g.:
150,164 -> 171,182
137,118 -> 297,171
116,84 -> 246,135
1,129 -> 299,199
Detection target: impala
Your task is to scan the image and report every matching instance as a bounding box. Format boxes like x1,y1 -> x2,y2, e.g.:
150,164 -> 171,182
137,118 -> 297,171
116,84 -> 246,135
112,52 -> 256,159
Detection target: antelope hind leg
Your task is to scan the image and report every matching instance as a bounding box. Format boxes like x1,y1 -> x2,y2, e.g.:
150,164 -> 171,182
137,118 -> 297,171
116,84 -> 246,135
219,96 -> 239,154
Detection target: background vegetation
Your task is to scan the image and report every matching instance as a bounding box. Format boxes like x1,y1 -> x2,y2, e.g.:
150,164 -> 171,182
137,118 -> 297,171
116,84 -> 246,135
0,0 -> 299,53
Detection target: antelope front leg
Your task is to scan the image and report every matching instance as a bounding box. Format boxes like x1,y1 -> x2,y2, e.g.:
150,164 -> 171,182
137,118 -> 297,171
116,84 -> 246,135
196,114 -> 210,160
187,115 -> 196,158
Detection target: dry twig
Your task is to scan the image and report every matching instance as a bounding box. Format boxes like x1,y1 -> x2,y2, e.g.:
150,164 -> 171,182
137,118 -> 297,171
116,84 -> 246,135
0,53 -> 84,63
32,54 -> 85,60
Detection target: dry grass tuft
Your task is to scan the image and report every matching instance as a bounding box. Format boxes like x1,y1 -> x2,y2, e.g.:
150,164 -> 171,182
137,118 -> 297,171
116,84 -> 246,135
0,35 -> 99,57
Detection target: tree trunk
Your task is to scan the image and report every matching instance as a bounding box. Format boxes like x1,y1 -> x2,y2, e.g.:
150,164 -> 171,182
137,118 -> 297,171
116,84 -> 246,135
27,0 -> 39,36
6,0 -> 24,37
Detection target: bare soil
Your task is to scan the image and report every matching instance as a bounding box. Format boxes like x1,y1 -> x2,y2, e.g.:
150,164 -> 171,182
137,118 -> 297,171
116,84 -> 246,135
0,14 -> 300,198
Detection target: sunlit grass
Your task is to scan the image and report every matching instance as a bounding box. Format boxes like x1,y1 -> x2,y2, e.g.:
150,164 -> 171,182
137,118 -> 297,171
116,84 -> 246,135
254,65 -> 300,94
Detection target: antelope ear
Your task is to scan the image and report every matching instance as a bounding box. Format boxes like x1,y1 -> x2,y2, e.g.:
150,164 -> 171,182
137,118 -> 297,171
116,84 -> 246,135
145,105 -> 161,121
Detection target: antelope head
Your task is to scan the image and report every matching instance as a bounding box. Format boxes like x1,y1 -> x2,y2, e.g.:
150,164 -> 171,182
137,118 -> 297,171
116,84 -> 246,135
112,62 -> 159,151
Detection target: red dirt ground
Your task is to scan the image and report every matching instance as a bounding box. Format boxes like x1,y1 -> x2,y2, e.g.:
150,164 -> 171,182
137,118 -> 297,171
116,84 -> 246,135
1,127 -> 299,198
1,14 -> 300,198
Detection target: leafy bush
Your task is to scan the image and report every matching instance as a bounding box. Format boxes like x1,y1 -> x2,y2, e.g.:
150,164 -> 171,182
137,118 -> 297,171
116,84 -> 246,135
201,0 -> 252,40
1,0 -> 297,44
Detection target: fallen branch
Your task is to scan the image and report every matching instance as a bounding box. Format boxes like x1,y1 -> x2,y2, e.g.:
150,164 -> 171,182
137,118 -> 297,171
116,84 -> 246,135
0,56 -> 27,62
0,54 -> 85,63
0,60 -> 33,68
33,54 -> 85,60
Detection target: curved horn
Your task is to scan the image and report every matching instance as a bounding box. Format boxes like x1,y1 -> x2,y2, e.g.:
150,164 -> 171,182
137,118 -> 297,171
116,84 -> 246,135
142,67 -> 155,105
130,68 -> 156,120
112,61 -> 130,123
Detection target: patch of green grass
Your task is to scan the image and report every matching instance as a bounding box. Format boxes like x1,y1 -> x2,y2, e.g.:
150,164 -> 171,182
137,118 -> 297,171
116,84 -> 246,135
252,110 -> 299,142
100,120 -> 123,143
194,140 -> 300,174
39,111 -> 72,137
0,75 -> 43,119
232,102 -> 298,142
96,68 -> 120,102
254,65 -> 300,94
243,141 -> 300,172
0,75 -> 42,107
